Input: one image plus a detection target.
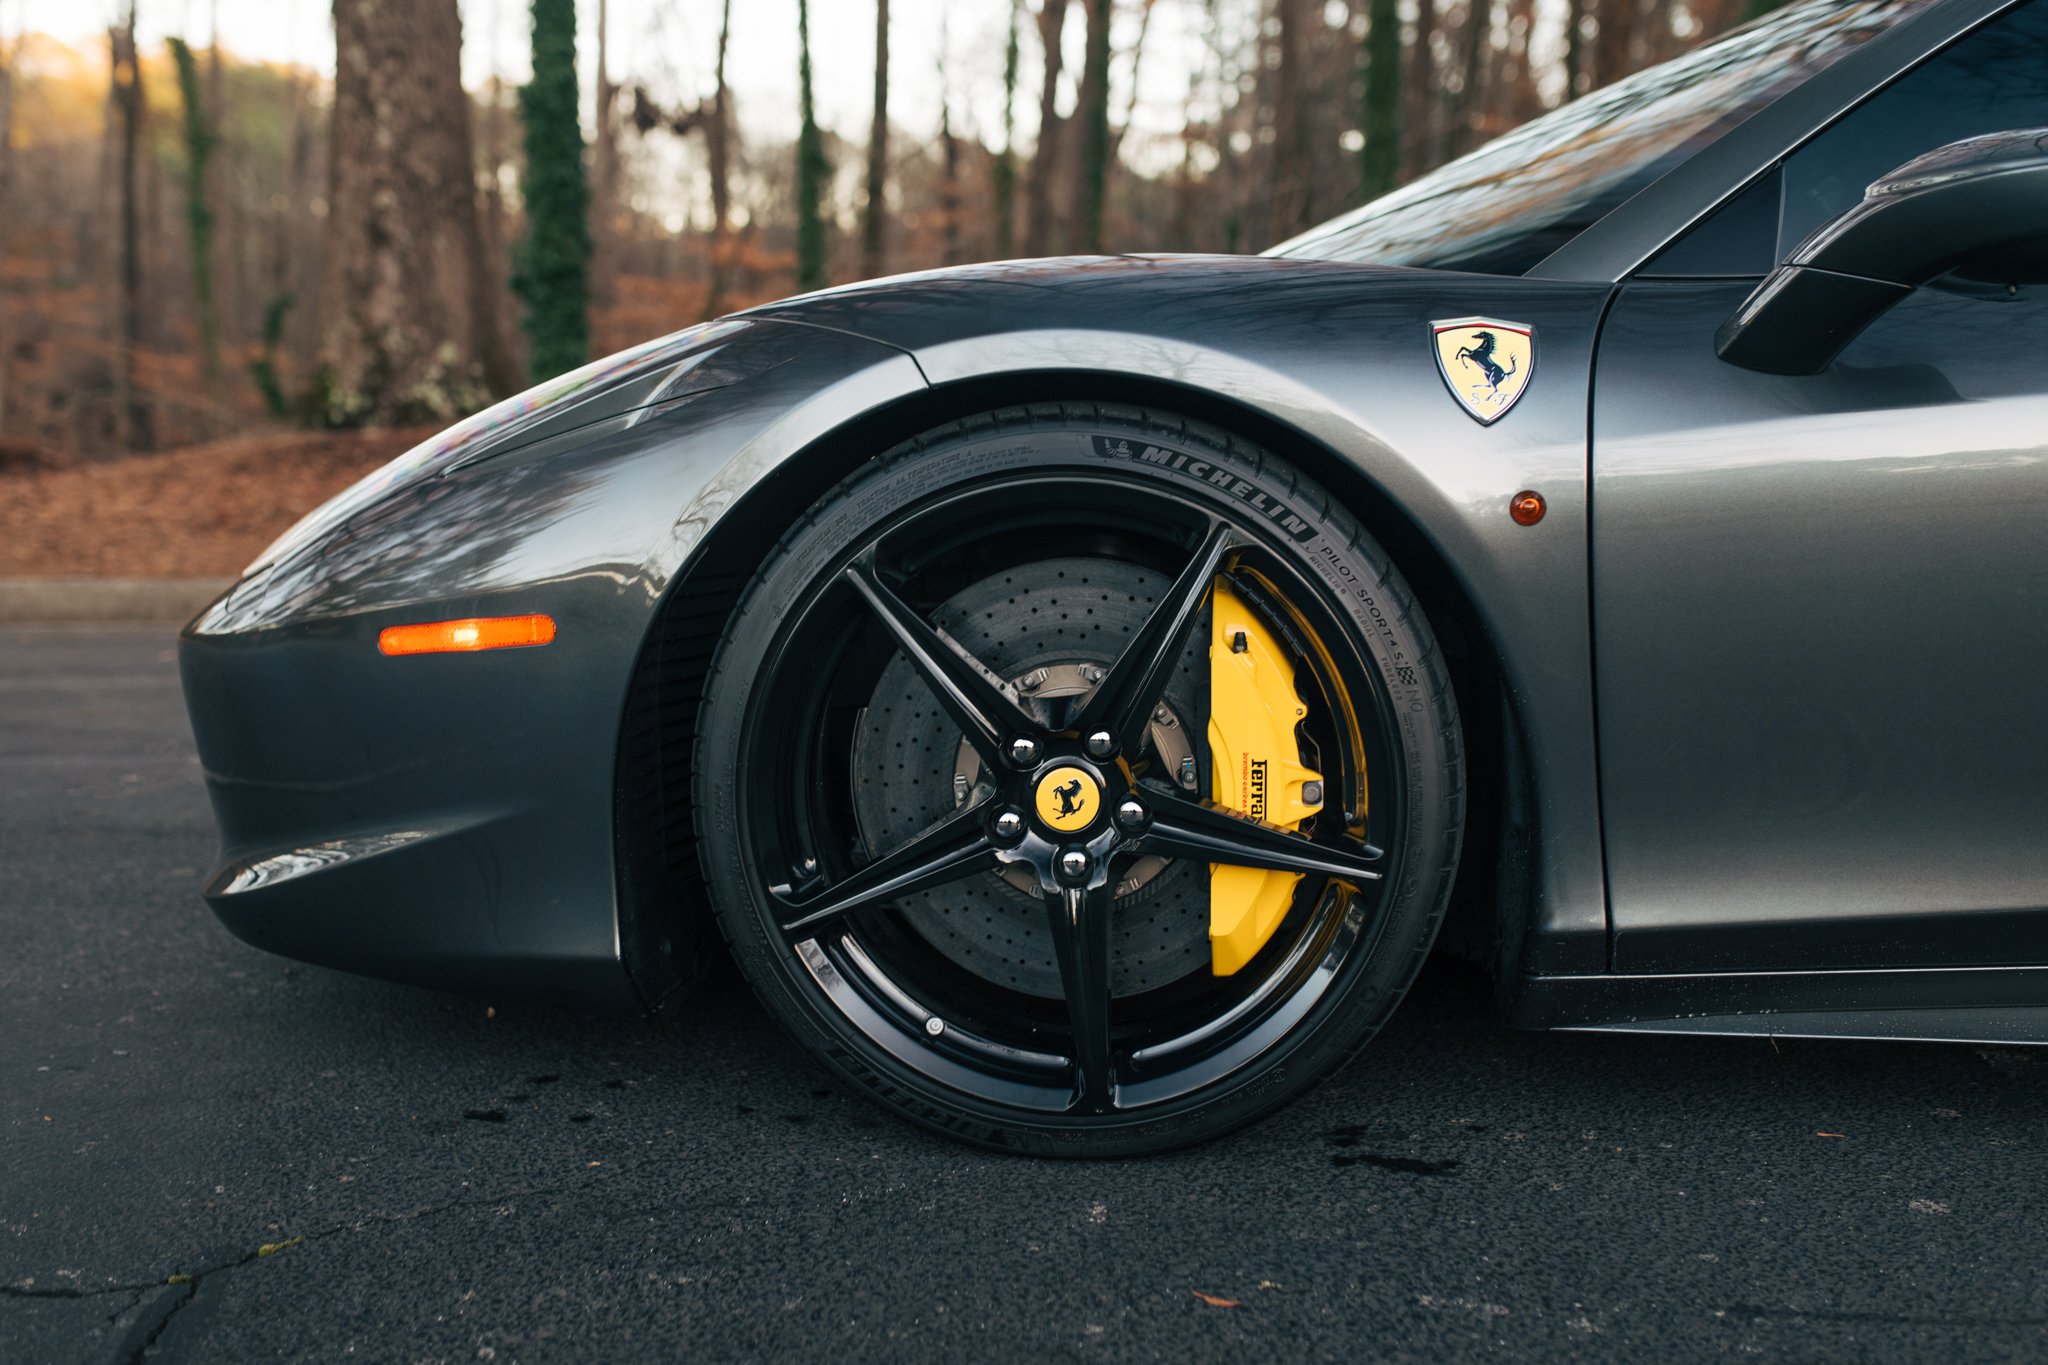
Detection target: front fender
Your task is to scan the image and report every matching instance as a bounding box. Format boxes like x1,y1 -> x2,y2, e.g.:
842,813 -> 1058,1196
743,256 -> 1612,972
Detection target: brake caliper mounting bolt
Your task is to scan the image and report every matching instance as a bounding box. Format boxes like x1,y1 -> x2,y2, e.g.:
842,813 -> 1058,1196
1231,630 -> 1250,654
924,1016 -> 946,1037
1301,780 -> 1324,806
1019,669 -> 1049,693
1152,705 -> 1176,728
1059,848 -> 1091,880
1115,797 -> 1149,833
993,809 -> 1026,843
1081,665 -> 1105,685
1008,736 -> 1041,768
1178,757 -> 1198,790
1085,730 -> 1116,759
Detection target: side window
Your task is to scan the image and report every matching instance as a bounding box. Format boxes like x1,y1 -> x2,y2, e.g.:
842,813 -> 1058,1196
1643,0 -> 2048,277
1780,0 -> 2048,250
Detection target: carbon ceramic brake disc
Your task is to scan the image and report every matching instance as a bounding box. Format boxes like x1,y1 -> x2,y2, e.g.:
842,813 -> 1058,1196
851,557 -> 1210,1000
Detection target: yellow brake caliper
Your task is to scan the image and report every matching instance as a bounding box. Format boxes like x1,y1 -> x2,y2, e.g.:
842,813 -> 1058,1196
1207,580 -> 1326,975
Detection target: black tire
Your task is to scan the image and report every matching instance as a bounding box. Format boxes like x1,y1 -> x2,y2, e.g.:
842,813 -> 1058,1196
694,404 -> 1463,1155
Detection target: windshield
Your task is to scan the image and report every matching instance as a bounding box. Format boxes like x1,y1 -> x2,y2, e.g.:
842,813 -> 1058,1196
1269,0 -> 1937,275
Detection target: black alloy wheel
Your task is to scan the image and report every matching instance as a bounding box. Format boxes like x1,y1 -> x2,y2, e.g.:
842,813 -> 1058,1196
695,406 -> 1463,1155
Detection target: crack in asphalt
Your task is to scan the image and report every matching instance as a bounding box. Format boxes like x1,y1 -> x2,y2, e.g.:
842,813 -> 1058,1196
114,1279 -> 197,1365
3,1156 -> 668,1359
1725,1303 -> 2048,1330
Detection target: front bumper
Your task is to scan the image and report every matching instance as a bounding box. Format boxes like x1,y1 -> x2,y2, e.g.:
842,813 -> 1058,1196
180,581 -> 648,1013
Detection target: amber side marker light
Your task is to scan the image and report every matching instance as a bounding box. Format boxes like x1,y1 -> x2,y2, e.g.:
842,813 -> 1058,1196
1509,490 -> 1547,526
378,615 -> 557,657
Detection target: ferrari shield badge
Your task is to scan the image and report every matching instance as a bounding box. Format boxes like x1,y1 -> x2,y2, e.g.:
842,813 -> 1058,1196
1431,318 -> 1534,425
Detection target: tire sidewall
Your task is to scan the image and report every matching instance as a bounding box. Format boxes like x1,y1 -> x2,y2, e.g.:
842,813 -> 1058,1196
697,415 -> 1460,1155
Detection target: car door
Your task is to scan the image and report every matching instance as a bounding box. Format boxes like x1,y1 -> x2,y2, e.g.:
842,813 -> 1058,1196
1590,0 -> 2048,973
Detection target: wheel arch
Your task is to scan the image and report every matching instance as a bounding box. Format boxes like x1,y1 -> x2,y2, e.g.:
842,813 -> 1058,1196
613,372 -> 1537,1002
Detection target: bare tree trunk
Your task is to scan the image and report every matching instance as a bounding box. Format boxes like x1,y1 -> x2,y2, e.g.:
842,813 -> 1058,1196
1108,0 -> 1158,163
993,0 -> 1021,258
592,0 -> 618,306
320,0 -> 515,426
939,87 -> 962,266
1590,0 -> 1638,89
0,29 -> 15,436
1074,0 -> 1112,253
1022,0 -> 1071,257
1450,0 -> 1493,156
1405,0 -> 1439,177
111,4 -> 151,451
478,31 -> 515,373
862,0 -> 890,279
702,0 -> 735,318
1266,0 -> 1313,245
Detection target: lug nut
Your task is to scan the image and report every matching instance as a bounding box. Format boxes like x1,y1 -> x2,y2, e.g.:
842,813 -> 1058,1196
1085,730 -> 1116,758
1115,797 -> 1149,832
1007,736 -> 1041,768
1058,848 -> 1091,880
992,809 -> 1026,843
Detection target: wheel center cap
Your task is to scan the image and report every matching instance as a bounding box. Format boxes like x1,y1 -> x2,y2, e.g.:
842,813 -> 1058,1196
1033,765 -> 1101,833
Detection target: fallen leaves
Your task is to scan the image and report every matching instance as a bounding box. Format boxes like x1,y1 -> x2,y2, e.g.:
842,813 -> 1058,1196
1192,1291 -> 1240,1308
0,428 -> 431,577
1815,1131 -> 1847,1139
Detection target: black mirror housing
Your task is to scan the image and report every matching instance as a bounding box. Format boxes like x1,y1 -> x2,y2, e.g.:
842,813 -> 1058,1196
1717,129 -> 2048,375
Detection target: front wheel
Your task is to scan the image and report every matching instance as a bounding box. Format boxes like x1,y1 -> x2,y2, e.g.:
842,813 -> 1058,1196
694,406 -> 1463,1155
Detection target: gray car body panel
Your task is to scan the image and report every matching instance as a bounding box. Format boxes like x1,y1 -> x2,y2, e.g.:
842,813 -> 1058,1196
178,0 -> 2048,1039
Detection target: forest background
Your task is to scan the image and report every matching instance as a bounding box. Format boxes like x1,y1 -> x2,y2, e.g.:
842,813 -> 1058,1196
0,0 -> 1771,572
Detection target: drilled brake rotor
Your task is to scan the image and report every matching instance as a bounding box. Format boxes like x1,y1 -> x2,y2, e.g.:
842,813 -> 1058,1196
851,557 -> 1209,999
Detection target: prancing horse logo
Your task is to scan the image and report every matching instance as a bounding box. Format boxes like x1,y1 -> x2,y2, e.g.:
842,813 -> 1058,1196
1034,765 -> 1099,832
1455,331 -> 1516,389
1431,318 -> 1535,425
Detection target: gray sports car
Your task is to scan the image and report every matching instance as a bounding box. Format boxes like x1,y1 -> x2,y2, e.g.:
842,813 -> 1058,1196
182,0 -> 2048,1154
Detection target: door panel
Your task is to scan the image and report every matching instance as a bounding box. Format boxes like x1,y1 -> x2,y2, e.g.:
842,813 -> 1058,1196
1592,278 -> 2048,971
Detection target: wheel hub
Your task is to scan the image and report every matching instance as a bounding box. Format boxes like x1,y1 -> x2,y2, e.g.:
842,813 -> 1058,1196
851,558 -> 1212,999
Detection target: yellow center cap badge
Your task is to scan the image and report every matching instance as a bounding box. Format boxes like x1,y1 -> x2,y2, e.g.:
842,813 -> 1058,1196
1034,766 -> 1100,833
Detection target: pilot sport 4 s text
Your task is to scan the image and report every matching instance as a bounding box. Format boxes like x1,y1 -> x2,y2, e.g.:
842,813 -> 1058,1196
182,0 -> 2048,1154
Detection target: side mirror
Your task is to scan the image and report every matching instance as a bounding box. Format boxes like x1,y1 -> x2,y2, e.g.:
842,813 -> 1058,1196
1716,129 -> 2048,375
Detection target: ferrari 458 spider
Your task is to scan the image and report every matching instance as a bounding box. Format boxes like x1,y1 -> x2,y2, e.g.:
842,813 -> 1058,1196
183,0 -> 2048,1153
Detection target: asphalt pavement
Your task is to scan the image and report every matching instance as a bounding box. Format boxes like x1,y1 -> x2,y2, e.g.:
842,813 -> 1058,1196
4,627 -> 2046,1363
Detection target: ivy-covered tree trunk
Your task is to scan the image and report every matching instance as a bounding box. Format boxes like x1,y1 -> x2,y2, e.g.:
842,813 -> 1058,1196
992,1 -> 1021,259
796,0 -> 829,292
320,0 -> 516,425
110,4 -> 151,450
168,37 -> 222,429
1360,0 -> 1401,200
516,0 -> 591,383
1075,0 -> 1113,254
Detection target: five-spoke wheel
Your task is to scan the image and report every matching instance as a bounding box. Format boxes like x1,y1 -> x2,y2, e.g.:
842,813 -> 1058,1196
695,408 -> 1462,1153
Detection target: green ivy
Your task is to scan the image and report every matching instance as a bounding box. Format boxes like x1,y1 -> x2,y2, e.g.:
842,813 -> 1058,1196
514,0 -> 591,383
